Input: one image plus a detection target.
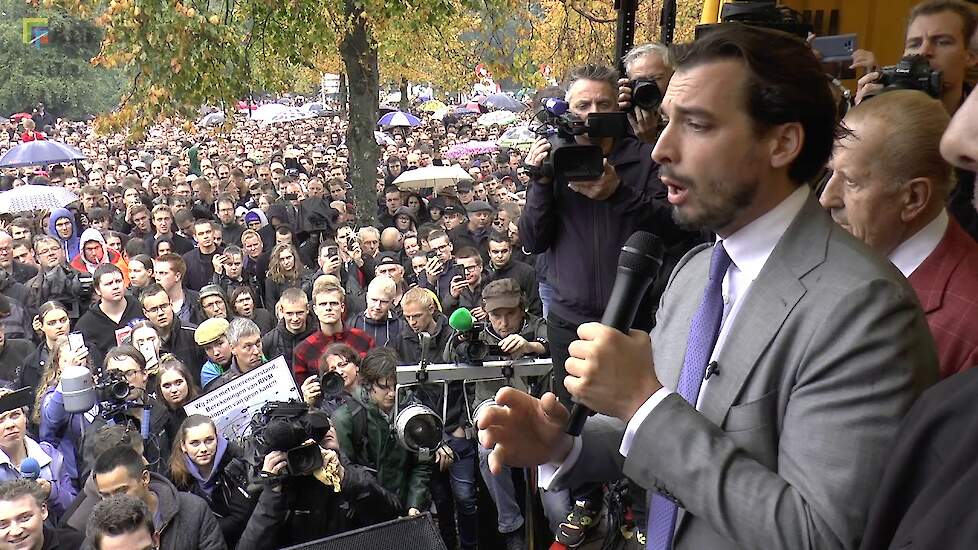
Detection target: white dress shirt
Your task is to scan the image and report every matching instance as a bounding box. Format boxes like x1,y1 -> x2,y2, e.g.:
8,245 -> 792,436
539,185 -> 812,489
888,209 -> 948,278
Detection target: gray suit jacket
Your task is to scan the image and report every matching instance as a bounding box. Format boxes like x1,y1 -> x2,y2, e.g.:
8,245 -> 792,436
552,195 -> 938,549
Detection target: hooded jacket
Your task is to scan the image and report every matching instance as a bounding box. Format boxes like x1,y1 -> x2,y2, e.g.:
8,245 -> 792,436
81,473 -> 227,550
48,208 -> 80,261
178,439 -> 256,547
69,228 -> 130,285
348,310 -> 403,350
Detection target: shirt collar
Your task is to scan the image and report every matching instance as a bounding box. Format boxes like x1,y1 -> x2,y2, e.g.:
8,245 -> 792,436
889,209 -> 949,277
0,436 -> 52,469
718,185 -> 811,280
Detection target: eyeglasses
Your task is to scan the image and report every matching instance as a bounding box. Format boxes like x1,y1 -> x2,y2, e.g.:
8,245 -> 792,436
144,303 -> 171,315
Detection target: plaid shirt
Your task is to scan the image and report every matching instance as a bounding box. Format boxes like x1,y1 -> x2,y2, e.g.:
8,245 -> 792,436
292,327 -> 375,386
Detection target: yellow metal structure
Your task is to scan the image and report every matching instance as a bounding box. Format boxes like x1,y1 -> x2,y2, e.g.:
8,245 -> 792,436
698,0 -> 929,65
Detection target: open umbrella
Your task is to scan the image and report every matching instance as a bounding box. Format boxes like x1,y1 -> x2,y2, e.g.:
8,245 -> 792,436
378,111 -> 421,128
477,111 -> 517,127
421,99 -> 447,113
252,104 -> 309,125
497,124 -> 538,152
480,93 -> 526,112
394,165 -> 473,191
0,184 -> 78,212
0,140 -> 86,168
445,140 -> 499,159
9,113 -> 32,121
198,112 -> 226,127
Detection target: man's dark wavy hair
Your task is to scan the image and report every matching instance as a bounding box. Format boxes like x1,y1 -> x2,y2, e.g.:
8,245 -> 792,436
677,23 -> 841,184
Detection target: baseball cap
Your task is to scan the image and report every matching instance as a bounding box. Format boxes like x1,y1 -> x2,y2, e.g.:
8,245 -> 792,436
482,279 -> 523,312
270,162 -> 285,172
194,317 -> 230,346
376,252 -> 401,266
442,204 -> 465,217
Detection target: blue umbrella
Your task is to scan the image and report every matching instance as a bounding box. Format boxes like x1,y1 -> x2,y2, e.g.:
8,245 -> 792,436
377,111 -> 422,128
480,93 -> 526,112
0,140 -> 86,168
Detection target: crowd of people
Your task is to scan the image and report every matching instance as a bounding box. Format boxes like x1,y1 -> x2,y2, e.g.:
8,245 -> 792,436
0,0 -> 976,548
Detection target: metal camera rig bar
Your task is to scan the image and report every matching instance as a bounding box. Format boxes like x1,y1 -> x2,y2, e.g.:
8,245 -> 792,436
395,358 -> 553,388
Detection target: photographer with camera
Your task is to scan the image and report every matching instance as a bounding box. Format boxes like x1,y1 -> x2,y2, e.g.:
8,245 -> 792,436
520,63 -> 693,538
85,345 -> 173,475
235,405 -> 401,549
89,446 -> 226,549
853,1 -> 978,240
300,342 -> 362,415
24,237 -> 94,321
618,43 -> 676,144
445,279 -> 548,549
331,347 -> 430,516
855,0 -> 975,115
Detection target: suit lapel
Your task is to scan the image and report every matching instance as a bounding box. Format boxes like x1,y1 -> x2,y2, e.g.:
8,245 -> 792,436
908,219 -> 962,314
698,196 -> 828,426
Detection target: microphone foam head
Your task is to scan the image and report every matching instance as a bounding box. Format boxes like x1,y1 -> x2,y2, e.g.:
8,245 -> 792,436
20,457 -> 40,480
620,231 -> 665,274
543,98 -> 569,116
448,308 -> 475,332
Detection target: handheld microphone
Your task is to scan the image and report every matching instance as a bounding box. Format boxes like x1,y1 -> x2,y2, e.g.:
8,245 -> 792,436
20,457 -> 40,481
566,231 -> 664,436
141,407 -> 151,441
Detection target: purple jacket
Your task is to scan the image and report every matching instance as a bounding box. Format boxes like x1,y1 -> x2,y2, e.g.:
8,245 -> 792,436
0,436 -> 78,518
39,385 -> 89,484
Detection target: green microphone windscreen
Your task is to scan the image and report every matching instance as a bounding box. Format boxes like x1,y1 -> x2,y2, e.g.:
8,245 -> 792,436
449,307 -> 475,332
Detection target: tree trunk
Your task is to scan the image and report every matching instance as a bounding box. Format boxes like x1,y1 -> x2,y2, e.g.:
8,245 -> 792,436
399,77 -> 409,112
340,0 -> 379,226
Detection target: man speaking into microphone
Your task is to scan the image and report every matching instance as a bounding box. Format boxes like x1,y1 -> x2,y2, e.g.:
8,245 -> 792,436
479,23 -> 939,550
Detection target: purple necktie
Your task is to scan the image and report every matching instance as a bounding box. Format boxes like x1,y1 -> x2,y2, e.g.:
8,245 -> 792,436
646,242 -> 732,550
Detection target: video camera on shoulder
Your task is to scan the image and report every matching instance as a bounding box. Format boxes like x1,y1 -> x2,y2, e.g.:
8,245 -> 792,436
530,98 -> 629,182
250,401 -> 331,477
878,55 -> 942,99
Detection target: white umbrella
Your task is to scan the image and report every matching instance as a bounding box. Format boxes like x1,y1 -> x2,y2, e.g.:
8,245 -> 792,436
254,105 -> 310,126
477,111 -> 517,126
0,185 -> 78,213
198,112 -> 226,126
394,165 -> 473,191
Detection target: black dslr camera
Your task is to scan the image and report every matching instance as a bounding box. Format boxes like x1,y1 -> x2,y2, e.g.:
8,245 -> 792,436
878,55 -> 943,98
250,401 -> 331,476
319,371 -> 346,398
629,79 -> 663,112
95,369 -> 133,405
531,98 -> 629,182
